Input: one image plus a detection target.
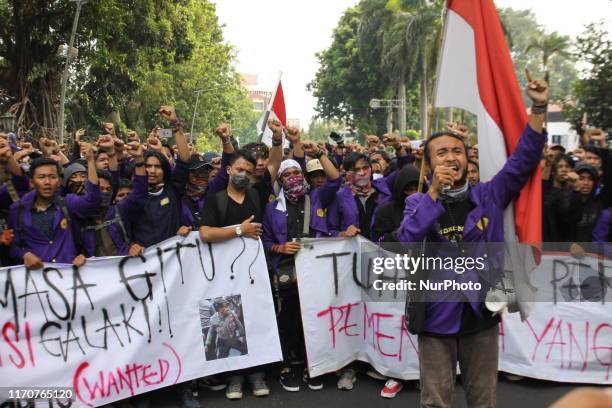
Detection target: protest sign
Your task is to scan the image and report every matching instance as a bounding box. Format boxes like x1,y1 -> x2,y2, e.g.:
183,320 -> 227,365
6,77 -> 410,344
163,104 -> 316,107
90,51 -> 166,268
0,233 -> 282,407
296,237 -> 611,384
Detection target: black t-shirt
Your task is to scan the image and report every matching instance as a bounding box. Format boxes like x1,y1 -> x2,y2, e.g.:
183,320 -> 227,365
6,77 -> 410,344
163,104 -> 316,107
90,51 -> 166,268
286,196 -> 314,240
435,197 -> 500,337
200,189 -> 262,228
354,191 -> 379,239
437,198 -> 474,244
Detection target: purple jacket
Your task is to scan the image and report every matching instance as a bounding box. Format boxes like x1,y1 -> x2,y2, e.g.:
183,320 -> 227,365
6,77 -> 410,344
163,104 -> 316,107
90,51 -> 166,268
397,125 -> 547,334
81,174 -> 148,257
262,176 -> 342,269
593,208 -> 611,243
0,175 -> 30,210
181,152 -> 231,227
8,181 -> 101,264
593,208 -> 612,259
326,169 -> 398,239
326,154 -> 412,239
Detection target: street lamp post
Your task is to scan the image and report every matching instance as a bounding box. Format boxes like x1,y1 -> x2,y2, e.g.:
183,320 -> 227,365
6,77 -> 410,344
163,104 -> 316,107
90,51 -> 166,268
189,86 -> 224,144
369,98 -> 406,136
58,0 -> 87,145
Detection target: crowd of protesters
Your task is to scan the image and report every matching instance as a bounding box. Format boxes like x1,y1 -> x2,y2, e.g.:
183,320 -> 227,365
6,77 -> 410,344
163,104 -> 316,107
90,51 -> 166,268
0,75 -> 609,408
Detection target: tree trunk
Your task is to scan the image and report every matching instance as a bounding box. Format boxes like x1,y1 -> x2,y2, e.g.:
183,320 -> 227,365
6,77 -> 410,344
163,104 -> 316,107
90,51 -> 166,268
399,80 -> 407,137
419,60 -> 428,139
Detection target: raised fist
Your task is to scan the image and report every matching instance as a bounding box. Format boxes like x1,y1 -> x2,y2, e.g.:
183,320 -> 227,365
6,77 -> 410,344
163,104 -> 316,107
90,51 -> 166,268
159,106 -> 177,122
525,69 -> 549,106
267,119 -> 283,138
214,123 -> 232,139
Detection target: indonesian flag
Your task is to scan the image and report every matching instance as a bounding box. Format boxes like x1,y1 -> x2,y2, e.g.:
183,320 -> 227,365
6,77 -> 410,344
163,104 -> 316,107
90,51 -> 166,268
434,0 -> 541,318
257,80 -> 286,146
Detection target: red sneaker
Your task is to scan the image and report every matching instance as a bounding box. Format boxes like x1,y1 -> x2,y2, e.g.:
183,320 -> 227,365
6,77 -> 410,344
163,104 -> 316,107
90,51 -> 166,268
381,379 -> 403,398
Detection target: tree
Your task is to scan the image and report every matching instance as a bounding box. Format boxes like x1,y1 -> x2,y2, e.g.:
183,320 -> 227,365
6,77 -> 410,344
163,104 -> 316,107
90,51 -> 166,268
565,23 -> 612,130
379,0 -> 444,136
308,2 -> 391,134
526,31 -> 571,85
498,8 -> 577,104
0,0 -> 254,144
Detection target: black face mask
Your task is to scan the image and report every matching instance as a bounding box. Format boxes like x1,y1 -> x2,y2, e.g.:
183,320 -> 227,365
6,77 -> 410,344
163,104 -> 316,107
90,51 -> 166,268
230,173 -> 250,190
66,180 -> 85,195
100,191 -> 113,208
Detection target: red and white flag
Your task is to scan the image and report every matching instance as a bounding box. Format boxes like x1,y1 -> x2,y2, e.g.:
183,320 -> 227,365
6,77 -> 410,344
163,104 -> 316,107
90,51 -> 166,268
434,0 -> 541,318
257,80 -> 286,146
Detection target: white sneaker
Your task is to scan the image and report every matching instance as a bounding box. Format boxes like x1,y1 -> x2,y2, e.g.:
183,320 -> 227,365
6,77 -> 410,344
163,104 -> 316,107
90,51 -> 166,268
225,376 -> 243,400
337,368 -> 357,390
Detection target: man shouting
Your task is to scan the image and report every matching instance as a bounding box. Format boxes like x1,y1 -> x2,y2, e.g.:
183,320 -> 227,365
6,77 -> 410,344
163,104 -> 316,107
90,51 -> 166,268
398,73 -> 549,408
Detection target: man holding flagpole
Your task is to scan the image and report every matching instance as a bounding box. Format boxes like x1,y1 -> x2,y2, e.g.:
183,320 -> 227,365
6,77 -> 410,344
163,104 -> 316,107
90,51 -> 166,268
398,72 -> 549,407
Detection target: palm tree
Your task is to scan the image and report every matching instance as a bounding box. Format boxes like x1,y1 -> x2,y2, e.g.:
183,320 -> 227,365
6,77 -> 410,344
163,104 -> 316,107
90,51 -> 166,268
526,31 -> 571,85
359,0 -> 444,136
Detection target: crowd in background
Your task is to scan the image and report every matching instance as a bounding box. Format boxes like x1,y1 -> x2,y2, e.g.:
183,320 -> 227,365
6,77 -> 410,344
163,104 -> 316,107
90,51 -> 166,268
0,85 -> 609,407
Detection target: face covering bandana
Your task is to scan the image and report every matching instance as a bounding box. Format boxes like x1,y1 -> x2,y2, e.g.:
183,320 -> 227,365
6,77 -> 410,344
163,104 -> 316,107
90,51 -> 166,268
282,174 -> 307,204
100,191 -> 113,208
439,180 -> 469,203
186,182 -> 207,199
348,168 -> 372,196
66,180 -> 85,195
230,173 -> 250,190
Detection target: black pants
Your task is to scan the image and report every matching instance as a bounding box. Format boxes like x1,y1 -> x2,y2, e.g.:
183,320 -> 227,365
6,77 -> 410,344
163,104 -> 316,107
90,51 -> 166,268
276,288 -> 306,365
217,337 -> 248,358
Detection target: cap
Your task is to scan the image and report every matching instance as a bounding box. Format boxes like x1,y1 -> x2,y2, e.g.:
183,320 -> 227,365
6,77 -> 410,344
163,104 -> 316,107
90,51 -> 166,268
213,297 -> 230,309
188,153 -> 211,171
202,151 -> 220,166
575,163 -> 599,181
63,162 -> 87,184
306,159 -> 324,174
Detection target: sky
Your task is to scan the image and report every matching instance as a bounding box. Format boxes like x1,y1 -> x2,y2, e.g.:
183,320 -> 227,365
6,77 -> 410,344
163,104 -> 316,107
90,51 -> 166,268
214,0 -> 612,128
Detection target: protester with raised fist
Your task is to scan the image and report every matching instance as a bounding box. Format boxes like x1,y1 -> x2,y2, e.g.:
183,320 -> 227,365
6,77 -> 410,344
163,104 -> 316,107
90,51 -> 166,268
397,71 -> 549,408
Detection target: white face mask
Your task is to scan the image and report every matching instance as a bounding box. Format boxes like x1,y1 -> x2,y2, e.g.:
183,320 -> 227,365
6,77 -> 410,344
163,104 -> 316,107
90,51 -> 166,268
372,173 -> 384,181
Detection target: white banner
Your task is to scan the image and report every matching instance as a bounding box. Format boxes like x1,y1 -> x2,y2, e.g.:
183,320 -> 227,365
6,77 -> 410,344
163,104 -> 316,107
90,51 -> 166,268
296,237 -> 612,384
0,233 -> 282,407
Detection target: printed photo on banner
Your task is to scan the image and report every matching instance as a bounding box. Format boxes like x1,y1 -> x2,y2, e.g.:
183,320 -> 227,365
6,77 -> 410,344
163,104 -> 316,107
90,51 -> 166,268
201,295 -> 248,361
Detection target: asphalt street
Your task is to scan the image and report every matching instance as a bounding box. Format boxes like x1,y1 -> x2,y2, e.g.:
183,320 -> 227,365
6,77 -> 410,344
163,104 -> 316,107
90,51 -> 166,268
152,371 -> 584,408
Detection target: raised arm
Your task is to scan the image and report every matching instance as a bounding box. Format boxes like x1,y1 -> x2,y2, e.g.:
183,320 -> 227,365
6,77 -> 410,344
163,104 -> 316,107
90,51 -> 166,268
159,106 -> 190,163
66,142 -> 101,220
266,119 -> 284,181
488,71 -> 549,208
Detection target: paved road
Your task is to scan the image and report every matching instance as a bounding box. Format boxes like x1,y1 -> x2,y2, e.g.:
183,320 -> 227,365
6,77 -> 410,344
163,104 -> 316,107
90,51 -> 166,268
153,371 -> 583,408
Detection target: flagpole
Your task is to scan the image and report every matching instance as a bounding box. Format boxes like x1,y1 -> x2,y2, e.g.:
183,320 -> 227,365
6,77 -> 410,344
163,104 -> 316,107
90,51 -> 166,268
418,5 -> 448,193
257,71 -> 283,142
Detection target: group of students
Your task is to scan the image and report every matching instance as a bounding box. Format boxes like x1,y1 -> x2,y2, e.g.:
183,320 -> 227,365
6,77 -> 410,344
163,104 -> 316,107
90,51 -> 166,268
0,74 -> 609,408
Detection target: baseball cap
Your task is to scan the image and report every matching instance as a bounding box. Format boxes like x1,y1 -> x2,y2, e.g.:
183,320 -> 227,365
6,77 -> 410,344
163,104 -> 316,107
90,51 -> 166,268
306,159 -> 324,174
188,153 -> 210,171
574,163 -> 599,181
202,151 -> 220,166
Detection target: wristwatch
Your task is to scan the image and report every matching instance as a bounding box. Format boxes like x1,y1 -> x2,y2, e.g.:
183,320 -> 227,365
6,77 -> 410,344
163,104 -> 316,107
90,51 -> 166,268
235,226 -> 243,237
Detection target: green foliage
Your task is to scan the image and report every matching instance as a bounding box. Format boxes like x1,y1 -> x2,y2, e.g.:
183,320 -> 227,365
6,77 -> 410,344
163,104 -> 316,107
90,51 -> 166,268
564,23 -> 612,130
498,8 -> 577,104
304,119 -> 346,141
307,3 -> 391,134
0,0 -> 254,143
310,4 -> 581,137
